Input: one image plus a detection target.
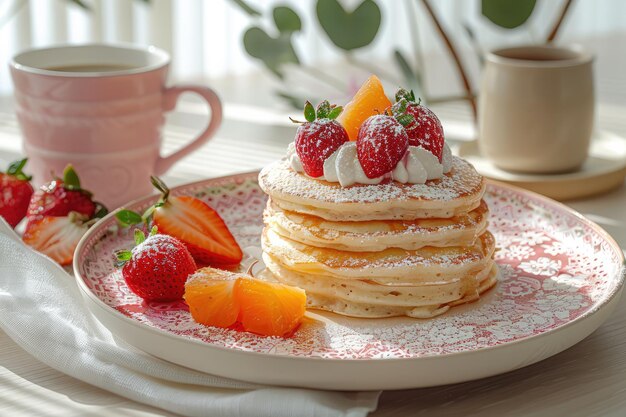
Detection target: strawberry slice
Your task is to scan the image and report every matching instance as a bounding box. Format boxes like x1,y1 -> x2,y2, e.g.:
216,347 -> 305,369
22,213 -> 89,265
116,177 -> 243,266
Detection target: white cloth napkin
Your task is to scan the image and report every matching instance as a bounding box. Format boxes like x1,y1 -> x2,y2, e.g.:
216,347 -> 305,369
0,219 -> 380,417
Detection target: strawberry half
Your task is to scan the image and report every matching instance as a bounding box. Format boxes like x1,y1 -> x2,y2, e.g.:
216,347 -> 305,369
27,164 -> 106,222
0,158 -> 33,228
22,213 -> 89,265
116,177 -> 243,266
116,227 -> 197,302
393,89 -> 445,161
292,100 -> 348,177
356,101 -> 414,179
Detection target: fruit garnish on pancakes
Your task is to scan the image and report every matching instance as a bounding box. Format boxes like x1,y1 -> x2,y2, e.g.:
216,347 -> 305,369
184,266 -> 306,337
291,100 -> 348,178
393,88 -> 445,161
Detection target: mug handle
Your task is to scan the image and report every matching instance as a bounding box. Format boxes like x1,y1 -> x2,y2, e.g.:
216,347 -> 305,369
154,85 -> 223,175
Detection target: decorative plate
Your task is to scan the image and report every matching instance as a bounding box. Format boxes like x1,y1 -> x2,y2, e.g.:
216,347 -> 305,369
457,130 -> 626,201
74,173 -> 625,390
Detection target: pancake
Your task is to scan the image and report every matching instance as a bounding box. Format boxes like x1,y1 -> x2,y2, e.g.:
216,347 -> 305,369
264,199 -> 489,252
263,256 -> 498,319
258,156 -> 485,221
262,227 -> 496,284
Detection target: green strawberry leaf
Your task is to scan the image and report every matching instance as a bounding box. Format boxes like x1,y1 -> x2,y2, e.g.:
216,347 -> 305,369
116,209 -> 143,227
62,164 -> 81,190
327,106 -> 343,120
6,158 -> 32,181
316,100 -> 331,119
134,229 -> 146,245
149,225 -> 158,237
93,202 -> 109,219
396,113 -> 415,127
116,250 -> 132,261
304,101 -> 316,122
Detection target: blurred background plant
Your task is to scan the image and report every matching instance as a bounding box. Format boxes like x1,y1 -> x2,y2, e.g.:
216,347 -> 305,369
229,0 -> 575,120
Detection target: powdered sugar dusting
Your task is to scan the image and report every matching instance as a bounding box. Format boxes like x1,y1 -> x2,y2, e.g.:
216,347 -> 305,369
260,156 -> 483,205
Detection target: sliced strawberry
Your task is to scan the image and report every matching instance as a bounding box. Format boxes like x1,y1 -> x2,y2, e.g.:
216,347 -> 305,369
153,195 -> 243,265
356,114 -> 409,178
116,228 -> 197,302
0,158 -> 33,228
22,214 -> 89,265
394,89 -> 445,161
27,164 -> 99,222
293,100 -> 348,177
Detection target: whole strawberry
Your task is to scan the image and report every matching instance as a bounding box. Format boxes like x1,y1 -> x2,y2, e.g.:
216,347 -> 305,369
356,101 -> 414,179
292,100 -> 348,177
393,89 -> 445,161
27,164 -> 100,221
115,227 -> 197,302
0,158 -> 33,228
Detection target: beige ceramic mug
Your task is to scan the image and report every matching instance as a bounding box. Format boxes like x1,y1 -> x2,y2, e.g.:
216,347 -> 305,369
479,45 -> 594,174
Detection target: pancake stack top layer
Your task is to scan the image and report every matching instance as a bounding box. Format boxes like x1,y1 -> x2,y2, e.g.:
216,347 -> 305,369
258,78 -> 496,318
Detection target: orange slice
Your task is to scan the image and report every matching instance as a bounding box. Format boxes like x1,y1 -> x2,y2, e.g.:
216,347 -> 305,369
236,278 -> 306,337
337,75 -> 392,141
184,268 -> 240,328
184,267 -> 306,337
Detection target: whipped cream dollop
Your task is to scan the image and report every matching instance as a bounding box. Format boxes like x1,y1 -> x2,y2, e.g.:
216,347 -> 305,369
287,142 -> 452,187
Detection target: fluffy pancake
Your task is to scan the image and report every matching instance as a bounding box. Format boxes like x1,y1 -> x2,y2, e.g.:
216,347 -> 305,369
258,156 -> 485,221
264,199 -> 489,252
263,256 -> 498,318
262,227 -> 496,284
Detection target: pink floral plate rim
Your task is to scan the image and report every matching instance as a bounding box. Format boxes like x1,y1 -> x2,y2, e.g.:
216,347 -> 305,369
74,172 -> 626,361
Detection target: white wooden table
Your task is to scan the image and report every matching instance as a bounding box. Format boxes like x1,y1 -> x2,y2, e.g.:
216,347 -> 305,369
2,45 -> 626,415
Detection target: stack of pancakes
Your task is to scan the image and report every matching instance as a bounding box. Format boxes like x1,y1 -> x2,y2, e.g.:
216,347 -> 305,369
258,156 -> 497,318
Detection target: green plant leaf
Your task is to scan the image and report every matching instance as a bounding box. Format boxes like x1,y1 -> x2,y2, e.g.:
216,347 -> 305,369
316,0 -> 381,51
116,209 -> 143,227
273,6 -> 302,33
67,0 -> 91,10
243,27 -> 300,78
482,0 -> 536,29
228,0 -> 261,16
393,50 -> 423,101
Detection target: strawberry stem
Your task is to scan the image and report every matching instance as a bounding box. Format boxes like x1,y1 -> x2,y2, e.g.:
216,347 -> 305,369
395,88 -> 417,104
150,176 -> 170,203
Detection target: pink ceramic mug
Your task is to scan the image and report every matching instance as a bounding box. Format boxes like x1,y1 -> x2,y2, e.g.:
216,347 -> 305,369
9,44 -> 222,208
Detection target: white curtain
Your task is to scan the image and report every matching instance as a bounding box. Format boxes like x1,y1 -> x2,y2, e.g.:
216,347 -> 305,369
1,0 -> 625,95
